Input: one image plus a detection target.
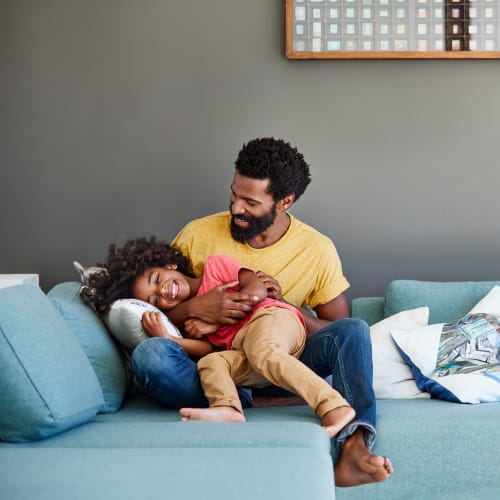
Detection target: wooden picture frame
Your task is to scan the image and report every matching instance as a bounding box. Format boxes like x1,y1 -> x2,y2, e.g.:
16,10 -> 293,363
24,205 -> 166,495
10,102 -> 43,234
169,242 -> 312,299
286,0 -> 500,60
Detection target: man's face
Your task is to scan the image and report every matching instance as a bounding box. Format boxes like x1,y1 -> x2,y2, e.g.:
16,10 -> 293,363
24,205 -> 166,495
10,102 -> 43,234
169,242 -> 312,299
229,171 -> 278,243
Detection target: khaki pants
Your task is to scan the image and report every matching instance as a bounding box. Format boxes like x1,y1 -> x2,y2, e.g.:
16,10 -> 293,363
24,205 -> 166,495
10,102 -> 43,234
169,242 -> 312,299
198,307 -> 349,417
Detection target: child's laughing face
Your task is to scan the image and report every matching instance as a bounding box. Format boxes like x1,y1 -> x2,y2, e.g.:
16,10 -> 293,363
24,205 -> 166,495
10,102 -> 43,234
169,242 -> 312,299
132,265 -> 191,311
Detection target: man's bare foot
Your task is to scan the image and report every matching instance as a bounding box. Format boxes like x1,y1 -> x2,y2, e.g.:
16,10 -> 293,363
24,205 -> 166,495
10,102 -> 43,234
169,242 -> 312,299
322,406 -> 356,438
334,428 -> 393,487
179,406 -> 246,423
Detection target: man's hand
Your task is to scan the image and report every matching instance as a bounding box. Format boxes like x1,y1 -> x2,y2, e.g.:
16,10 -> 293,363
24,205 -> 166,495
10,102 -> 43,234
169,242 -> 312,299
184,319 -> 219,339
165,280 -> 261,328
255,271 -> 283,301
192,281 -> 259,324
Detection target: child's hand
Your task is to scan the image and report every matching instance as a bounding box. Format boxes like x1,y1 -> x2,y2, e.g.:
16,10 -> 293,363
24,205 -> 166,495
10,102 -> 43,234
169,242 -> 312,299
184,319 -> 218,339
255,271 -> 283,301
141,311 -> 170,338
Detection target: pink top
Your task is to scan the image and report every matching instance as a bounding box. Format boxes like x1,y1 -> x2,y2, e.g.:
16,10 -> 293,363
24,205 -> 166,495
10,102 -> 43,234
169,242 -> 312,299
198,254 -> 305,350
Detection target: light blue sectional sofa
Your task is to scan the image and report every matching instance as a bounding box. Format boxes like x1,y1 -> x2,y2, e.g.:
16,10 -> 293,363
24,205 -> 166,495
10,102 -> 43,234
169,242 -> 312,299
1,280 -> 499,500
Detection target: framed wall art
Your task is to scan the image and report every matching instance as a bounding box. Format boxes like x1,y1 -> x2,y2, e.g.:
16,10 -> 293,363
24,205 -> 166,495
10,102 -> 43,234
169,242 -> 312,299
286,0 -> 500,59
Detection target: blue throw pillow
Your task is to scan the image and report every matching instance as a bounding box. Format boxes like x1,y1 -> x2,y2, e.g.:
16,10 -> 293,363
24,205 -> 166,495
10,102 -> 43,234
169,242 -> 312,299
48,282 -> 127,413
0,285 -> 104,442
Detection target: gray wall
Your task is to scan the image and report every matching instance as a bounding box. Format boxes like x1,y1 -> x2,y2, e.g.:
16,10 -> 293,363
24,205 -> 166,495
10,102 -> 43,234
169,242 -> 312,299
1,0 -> 499,298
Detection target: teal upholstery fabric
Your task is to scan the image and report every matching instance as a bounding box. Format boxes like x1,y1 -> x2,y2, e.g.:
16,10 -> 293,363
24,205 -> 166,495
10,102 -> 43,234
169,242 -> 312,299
0,396 -> 335,500
2,279 -> 499,499
348,280 -> 500,499
384,280 -> 500,324
48,282 -> 127,413
351,297 -> 385,325
0,285 -> 104,442
0,447 -> 335,500
2,394 -> 499,500
2,420 -> 329,451
335,399 -> 500,500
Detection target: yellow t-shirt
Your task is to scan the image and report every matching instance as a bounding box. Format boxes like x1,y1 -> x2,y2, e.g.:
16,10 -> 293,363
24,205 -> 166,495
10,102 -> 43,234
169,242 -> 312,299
172,211 -> 350,310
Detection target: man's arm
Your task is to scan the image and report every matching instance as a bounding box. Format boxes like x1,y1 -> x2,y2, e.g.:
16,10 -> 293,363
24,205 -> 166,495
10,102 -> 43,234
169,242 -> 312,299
303,293 -> 350,335
184,269 -> 266,339
166,280 -> 260,328
255,271 -> 349,335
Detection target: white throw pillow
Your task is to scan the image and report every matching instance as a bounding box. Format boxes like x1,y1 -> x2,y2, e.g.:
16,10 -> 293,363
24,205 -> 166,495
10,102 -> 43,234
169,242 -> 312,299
104,299 -> 182,352
391,286 -> 500,404
468,285 -> 500,315
370,307 -> 430,399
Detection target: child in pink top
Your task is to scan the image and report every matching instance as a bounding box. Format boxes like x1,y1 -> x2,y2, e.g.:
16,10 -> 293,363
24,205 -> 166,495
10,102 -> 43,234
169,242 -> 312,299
133,252 -> 354,437
197,254 -> 303,350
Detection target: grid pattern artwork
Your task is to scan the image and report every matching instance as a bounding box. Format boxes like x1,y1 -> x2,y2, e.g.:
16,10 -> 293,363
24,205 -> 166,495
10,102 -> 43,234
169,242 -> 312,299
289,0 -> 500,54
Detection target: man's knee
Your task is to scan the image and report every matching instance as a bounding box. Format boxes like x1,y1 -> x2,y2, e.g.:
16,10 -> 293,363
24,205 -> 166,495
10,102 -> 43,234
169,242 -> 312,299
305,318 -> 371,360
322,317 -> 370,344
341,317 -> 370,341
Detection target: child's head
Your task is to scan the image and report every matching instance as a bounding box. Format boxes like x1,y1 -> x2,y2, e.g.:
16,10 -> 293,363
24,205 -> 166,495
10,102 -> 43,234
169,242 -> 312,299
81,236 -> 193,314
132,264 -> 195,311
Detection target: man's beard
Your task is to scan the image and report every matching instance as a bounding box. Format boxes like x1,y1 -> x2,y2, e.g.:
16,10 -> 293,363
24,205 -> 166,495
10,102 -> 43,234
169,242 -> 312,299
230,203 -> 278,243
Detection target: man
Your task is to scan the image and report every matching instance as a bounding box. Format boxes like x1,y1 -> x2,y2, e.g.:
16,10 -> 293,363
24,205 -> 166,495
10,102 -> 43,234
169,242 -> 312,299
132,137 -> 393,487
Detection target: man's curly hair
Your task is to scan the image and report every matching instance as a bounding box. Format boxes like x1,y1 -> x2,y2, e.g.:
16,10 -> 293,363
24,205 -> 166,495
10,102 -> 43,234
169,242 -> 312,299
235,138 -> 311,202
81,236 -> 193,315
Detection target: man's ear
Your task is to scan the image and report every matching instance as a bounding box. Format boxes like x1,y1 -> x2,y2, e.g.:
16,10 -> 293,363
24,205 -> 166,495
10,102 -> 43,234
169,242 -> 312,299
279,194 -> 295,211
166,263 -> 178,270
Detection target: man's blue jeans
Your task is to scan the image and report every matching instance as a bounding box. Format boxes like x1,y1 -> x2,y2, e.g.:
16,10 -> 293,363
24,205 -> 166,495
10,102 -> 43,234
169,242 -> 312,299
131,317 -> 376,452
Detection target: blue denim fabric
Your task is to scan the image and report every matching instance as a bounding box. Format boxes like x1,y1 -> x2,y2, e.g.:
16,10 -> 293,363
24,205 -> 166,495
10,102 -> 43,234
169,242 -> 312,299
131,338 -> 252,409
299,318 -> 377,452
131,318 -> 376,451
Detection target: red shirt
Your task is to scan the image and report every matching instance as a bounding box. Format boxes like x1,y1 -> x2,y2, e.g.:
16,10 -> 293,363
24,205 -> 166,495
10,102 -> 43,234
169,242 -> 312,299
199,255 -> 305,350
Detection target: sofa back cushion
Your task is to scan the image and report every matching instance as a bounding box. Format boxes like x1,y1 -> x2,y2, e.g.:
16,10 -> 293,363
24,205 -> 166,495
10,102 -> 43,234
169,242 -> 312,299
48,282 -> 128,413
384,280 -> 500,324
351,297 -> 385,325
0,285 -> 104,442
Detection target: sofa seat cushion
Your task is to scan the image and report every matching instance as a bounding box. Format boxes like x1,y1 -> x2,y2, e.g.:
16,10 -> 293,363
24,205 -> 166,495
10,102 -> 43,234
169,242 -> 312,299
0,446 -> 335,500
1,419 -> 328,451
0,285 -> 104,442
0,396 -> 335,500
1,395 -> 329,451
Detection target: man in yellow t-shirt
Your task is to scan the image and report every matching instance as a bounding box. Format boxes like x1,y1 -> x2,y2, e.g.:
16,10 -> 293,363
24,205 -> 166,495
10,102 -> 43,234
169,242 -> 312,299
172,211 -> 349,313
132,137 -> 393,487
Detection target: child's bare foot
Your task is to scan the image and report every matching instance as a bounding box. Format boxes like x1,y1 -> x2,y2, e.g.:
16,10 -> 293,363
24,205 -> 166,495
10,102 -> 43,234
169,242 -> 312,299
334,428 -> 394,487
179,406 -> 246,423
322,406 -> 356,438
